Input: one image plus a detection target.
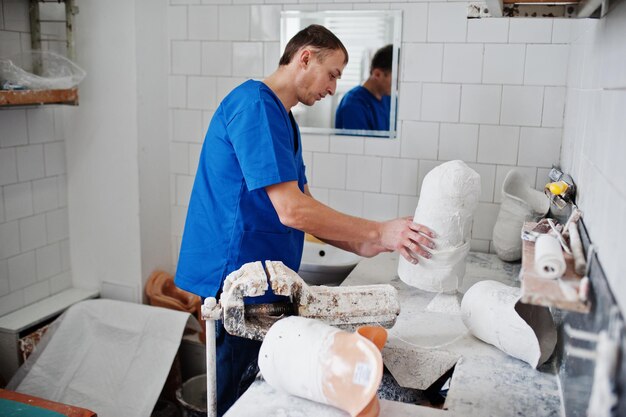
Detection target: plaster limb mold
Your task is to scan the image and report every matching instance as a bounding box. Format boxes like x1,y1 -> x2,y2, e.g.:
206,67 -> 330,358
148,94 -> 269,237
492,169 -> 550,262
258,316 -> 386,417
461,280 -> 557,368
398,160 -> 481,293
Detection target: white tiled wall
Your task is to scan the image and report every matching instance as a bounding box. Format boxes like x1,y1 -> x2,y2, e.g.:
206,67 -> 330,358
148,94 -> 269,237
166,0 -> 571,265
0,0 -> 72,316
561,2 -> 626,311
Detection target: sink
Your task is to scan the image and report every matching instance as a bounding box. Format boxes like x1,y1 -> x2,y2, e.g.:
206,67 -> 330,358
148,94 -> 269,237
298,241 -> 362,286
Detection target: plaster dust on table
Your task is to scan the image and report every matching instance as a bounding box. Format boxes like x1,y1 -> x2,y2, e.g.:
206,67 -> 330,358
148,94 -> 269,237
398,160 -> 481,293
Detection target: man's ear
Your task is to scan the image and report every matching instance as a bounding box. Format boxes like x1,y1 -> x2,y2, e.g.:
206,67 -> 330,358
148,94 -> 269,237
298,49 -> 312,69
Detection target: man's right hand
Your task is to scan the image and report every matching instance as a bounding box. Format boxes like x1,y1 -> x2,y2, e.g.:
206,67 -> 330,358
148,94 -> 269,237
379,217 -> 437,264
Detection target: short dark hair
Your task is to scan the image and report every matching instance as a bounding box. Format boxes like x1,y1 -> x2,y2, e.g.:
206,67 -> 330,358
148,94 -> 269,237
370,44 -> 394,74
279,24 -> 348,66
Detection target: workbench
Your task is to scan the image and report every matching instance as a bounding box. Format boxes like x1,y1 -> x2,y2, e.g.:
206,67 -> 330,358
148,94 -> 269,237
225,252 -> 562,417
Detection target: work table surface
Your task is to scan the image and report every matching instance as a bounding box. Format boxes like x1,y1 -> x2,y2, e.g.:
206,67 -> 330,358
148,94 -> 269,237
225,252 -> 562,417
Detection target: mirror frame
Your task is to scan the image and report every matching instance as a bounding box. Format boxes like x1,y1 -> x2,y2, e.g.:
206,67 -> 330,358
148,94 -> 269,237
280,10 -> 403,139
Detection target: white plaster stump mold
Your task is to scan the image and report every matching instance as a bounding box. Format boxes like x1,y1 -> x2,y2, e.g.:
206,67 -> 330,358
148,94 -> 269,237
461,280 -> 557,368
492,170 -> 550,262
258,316 -> 387,417
398,160 -> 481,293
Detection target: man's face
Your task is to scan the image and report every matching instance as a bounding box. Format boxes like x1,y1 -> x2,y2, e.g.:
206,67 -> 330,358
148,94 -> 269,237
296,49 -> 346,106
373,68 -> 392,97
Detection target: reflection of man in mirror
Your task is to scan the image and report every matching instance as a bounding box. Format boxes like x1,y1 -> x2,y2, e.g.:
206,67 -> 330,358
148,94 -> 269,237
176,26 -> 434,417
335,44 -> 393,131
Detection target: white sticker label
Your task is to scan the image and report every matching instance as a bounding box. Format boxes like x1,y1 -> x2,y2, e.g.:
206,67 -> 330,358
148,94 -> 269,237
353,362 -> 372,386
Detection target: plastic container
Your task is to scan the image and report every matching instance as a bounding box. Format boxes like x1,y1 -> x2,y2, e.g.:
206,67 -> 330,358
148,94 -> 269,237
176,374 -> 207,417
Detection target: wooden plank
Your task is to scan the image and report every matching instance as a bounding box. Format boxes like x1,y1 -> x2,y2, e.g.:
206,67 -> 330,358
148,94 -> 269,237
0,389 -> 97,417
0,88 -> 78,106
520,222 -> 590,313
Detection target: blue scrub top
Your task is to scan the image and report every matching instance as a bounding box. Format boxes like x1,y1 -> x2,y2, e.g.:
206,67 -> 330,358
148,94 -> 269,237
175,80 -> 307,303
335,85 -> 390,131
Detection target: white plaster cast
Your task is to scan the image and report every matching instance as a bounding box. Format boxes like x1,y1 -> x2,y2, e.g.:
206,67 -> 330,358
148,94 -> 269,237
398,160 -> 481,293
461,280 -> 557,368
258,316 -> 384,417
492,170 -> 550,262
534,234 -> 566,279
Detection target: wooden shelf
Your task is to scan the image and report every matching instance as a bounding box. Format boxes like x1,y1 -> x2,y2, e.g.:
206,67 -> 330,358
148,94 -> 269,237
0,87 -> 78,107
520,222 -> 590,313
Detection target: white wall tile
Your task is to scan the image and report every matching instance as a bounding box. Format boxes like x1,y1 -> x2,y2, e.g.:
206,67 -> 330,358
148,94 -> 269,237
438,123 -> 479,162
8,251 -> 36,292
312,153 -> 346,189
202,41 -> 233,76
188,5 -> 218,40
467,163 -> 496,203
421,83 -> 461,122
329,190 -> 363,217
477,125 -> 519,165
542,87 -> 566,127
188,144 -> 202,175
4,182 -> 33,221
172,41 -> 202,74
0,31 -> 20,56
500,86 -> 543,126
471,202 -> 500,240
525,44 -> 569,86
396,3 -> 427,43
402,43 -> 443,82
44,142 -> 66,176
482,44 -> 525,85
250,5 -> 281,41
302,134 -> 329,152
460,84 -> 501,124
26,108 -> 55,144
400,121 -> 439,160
219,6 -> 250,41
0,109 -> 28,147
363,193 -> 398,221
330,135 -> 364,154
176,175 -> 195,206
494,165 -> 537,203
364,138 -> 401,158
398,195 -> 419,217
518,127 -> 562,168
45,208 -> 69,242
16,145 -> 45,182
536,168 -> 552,190
20,214 -> 47,252
303,151 -> 312,174
509,19 -> 553,44
173,109 -> 204,143
381,158 -> 419,195
0,188 -> 3,222
171,205 -> 188,237
417,160 -> 442,195
552,19 -> 572,44
36,242 -> 62,281
467,18 -> 508,43
346,155 -> 382,192
427,3 -> 467,43
56,175 -> 67,208
264,42 -> 280,76
398,82 -> 422,121
443,44 -> 483,84
0,221 -> 20,259
49,271 -> 71,295
24,280 -> 50,305
187,76 -> 217,109
168,5 -> 187,40
0,260 -> 8,297
168,75 -> 187,108
233,42 -> 264,77
0,290 -> 24,316
216,77 -> 246,103
170,142 -> 189,174
308,187 -> 329,206
3,0 -> 29,31
0,148 -> 18,186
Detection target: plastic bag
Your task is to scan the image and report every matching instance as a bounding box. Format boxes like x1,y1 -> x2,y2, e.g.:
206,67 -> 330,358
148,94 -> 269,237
0,50 -> 86,90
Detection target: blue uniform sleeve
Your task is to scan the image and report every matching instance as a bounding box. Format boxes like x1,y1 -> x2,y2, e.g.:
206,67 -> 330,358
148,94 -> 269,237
336,98 -> 373,130
227,98 -> 299,191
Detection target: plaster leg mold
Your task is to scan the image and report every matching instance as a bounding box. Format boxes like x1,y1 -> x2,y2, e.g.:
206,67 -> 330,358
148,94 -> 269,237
492,170 -> 550,262
258,316 -> 386,417
461,280 -> 557,368
398,160 -> 481,293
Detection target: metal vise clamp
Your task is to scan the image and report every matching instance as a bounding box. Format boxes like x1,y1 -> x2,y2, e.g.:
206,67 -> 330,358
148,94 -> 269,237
202,260 -> 401,341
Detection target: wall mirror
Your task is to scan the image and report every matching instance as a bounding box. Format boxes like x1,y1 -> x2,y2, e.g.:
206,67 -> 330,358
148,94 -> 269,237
281,10 -> 402,139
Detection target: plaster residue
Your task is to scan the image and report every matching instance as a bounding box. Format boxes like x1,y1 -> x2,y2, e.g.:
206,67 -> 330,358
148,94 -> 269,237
398,160 -> 481,293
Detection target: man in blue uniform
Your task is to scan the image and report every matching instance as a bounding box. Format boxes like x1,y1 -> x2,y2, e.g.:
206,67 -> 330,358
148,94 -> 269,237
335,44 -> 393,131
175,27 -> 434,416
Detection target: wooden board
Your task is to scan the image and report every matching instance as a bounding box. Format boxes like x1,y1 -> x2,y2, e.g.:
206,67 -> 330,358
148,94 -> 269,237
0,88 -> 78,106
0,389 -> 97,417
520,222 -> 590,313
